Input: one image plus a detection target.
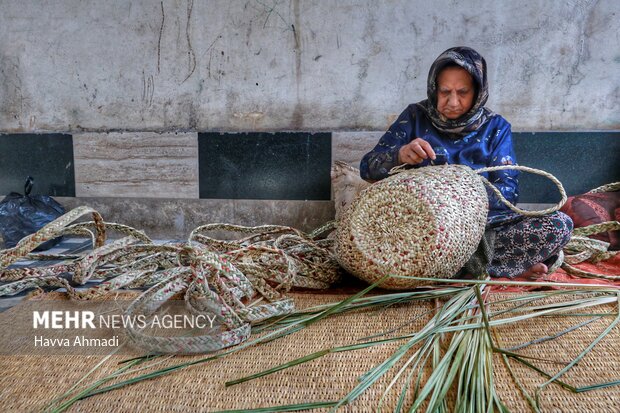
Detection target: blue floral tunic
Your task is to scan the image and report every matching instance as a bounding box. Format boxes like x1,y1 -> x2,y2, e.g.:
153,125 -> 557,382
360,104 -> 519,225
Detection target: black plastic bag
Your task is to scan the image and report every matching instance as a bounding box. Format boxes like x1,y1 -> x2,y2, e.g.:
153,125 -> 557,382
0,177 -> 65,250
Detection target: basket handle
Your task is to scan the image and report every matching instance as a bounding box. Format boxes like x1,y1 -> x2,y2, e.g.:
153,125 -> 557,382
587,182 -> 620,193
476,165 -> 567,217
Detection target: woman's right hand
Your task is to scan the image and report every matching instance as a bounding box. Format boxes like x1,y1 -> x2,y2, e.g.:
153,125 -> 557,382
398,138 -> 436,165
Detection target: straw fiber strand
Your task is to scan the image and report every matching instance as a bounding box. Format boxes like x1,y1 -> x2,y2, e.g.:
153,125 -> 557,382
491,294 -> 620,412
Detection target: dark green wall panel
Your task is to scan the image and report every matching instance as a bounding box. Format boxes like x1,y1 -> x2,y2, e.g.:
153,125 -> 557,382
513,132 -> 619,203
199,132 -> 331,200
0,134 -> 75,196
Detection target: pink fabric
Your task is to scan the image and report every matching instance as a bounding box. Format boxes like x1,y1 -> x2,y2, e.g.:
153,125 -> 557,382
560,191 -> 620,250
491,253 -> 620,292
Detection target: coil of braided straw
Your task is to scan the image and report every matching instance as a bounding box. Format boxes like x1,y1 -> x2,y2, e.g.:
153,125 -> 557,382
0,207 -> 340,354
189,223 -> 341,289
336,164 -> 567,290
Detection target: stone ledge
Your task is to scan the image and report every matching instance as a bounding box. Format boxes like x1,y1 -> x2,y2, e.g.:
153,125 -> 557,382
57,197 -> 335,239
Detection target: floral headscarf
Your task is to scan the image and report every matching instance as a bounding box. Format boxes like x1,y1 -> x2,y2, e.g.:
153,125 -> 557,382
417,46 -> 493,136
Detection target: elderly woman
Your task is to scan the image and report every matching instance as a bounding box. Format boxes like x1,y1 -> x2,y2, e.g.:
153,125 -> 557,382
360,46 -> 573,278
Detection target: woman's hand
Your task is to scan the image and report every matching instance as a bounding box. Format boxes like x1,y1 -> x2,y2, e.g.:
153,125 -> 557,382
398,138 -> 436,165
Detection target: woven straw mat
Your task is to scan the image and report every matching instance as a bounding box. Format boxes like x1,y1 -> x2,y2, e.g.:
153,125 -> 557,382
1,291 -> 618,412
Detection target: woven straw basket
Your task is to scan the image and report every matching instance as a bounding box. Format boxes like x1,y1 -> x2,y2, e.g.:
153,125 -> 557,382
335,165 -> 488,290
335,164 -> 567,290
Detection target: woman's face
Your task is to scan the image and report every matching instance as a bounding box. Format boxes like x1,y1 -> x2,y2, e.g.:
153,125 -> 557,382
436,67 -> 475,119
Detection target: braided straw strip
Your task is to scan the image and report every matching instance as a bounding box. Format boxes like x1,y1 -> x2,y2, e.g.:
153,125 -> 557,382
0,205 -> 340,353
60,226 -> 97,247
564,250 -> 595,265
68,221 -> 152,244
0,268 -> 156,299
561,222 -> 619,279
187,247 -> 297,324
119,231 -> 314,353
124,261 -> 252,354
191,223 -> 340,289
225,245 -> 297,298
24,253 -> 81,261
190,223 -> 305,247
189,247 -> 255,306
588,182 -> 620,193
0,243 -> 182,283
547,250 -> 564,274
564,232 -> 618,265
564,236 -> 610,256
274,234 -> 340,287
573,221 -> 620,237
308,220 -> 336,239
1,262 -> 76,282
562,262 -> 620,281
0,206 -> 105,269
72,236 -> 143,284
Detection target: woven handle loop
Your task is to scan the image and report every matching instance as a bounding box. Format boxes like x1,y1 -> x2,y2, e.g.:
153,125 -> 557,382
475,165 -> 567,217
388,164 -> 567,217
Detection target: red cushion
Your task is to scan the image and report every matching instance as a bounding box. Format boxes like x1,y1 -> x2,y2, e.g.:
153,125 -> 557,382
560,191 -> 620,250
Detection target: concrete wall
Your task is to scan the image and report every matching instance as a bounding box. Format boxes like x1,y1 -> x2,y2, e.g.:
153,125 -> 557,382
2,0 -> 619,133
1,0 -> 618,239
